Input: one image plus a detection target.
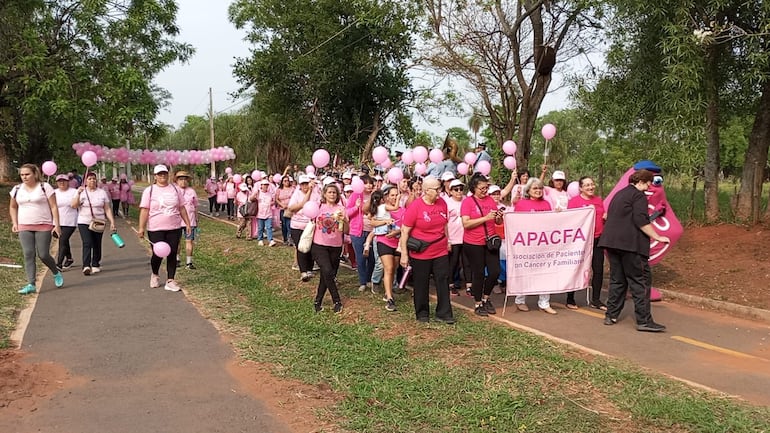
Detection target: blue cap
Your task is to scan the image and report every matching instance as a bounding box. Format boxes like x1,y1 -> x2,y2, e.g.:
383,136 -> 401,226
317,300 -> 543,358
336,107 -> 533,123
633,160 -> 661,173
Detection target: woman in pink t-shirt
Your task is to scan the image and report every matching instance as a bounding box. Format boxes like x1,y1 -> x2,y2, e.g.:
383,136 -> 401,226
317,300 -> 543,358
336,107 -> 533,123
9,163 -> 63,294
443,178 -> 466,296
461,173 -> 503,317
311,184 -> 349,313
138,165 -> 192,293
251,180 -> 276,245
400,176 -> 454,323
567,176 -> 607,311
287,176 -> 321,281
512,178 -> 556,313
275,175 -> 296,245
119,177 -> 135,218
72,172 -> 117,276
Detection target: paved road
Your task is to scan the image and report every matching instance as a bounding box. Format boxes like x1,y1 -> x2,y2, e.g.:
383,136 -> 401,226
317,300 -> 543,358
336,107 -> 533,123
2,218 -> 292,433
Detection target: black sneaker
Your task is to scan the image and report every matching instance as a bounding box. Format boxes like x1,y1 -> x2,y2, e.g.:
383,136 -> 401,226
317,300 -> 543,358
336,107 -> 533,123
474,305 -> 488,317
333,302 -> 343,314
637,321 -> 666,332
433,316 -> 456,325
603,316 -> 617,326
450,286 -> 459,296
483,299 -> 497,315
62,259 -> 74,270
417,316 -> 430,323
385,298 -> 397,312
314,302 -> 323,313
185,263 -> 196,270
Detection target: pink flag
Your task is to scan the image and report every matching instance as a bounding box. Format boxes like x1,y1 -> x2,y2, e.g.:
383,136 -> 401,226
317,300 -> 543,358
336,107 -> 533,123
504,208 -> 595,296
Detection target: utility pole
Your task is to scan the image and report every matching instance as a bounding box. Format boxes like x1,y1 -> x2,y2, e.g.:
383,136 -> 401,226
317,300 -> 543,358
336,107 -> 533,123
209,87 -> 216,178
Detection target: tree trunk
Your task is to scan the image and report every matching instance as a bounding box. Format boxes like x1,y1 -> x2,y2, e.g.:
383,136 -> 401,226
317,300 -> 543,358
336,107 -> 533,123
735,79 -> 770,223
359,110 -> 381,165
703,45 -> 721,222
0,142 -> 12,181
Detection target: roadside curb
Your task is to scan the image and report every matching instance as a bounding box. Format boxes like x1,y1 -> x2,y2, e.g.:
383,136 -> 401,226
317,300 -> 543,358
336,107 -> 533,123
658,288 -> 770,324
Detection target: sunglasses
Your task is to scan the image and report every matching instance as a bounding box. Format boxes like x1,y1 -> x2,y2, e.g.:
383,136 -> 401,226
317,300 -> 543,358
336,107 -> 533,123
451,187 -> 463,192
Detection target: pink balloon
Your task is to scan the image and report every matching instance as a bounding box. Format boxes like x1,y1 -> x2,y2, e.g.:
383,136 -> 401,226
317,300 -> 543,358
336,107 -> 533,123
387,167 -> 404,184
413,146 -> 428,164
233,174 -> 243,184
153,241 -> 171,258
503,156 -> 517,170
305,165 -> 315,175
542,123 -> 557,140
302,201 -> 320,219
401,149 -> 414,165
380,159 -> 392,169
476,160 -> 491,175
464,152 -> 477,165
42,161 -> 57,176
273,173 -> 282,183
225,166 -> 233,174
312,149 -> 330,168
457,162 -> 469,175
414,162 -> 427,175
567,181 -> 580,198
372,146 -> 389,164
81,151 -> 97,167
351,178 -> 365,194
503,140 -> 517,155
252,170 -> 262,181
429,148 -> 444,164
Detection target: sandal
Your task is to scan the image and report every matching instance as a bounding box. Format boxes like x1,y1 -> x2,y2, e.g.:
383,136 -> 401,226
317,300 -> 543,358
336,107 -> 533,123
566,303 -> 579,310
589,302 -> 608,311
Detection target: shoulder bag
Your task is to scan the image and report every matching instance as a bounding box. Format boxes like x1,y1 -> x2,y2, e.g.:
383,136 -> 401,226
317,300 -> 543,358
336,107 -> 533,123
84,189 -> 106,233
473,197 -> 501,252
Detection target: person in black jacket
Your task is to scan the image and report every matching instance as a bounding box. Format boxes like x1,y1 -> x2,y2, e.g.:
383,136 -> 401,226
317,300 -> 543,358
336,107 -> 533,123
598,169 -> 670,332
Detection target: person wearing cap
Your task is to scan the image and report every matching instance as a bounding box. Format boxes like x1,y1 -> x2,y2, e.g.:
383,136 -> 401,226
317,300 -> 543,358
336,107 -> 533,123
287,174 -> 321,281
119,175 -> 135,219
235,182 -> 253,239
275,175 -> 296,245
443,178 -> 467,296
461,173 -> 503,317
599,169 -> 670,332
225,176 -> 237,220
251,179 -> 276,246
400,176 -> 455,323
215,176 -> 227,217
439,172 -> 455,197
175,171 -> 199,269
475,142 -> 492,165
205,176 -> 218,215
137,165 -> 192,292
513,178 -> 557,314
540,166 -> 569,211
341,171 -> 353,185
72,171 -> 117,276
107,177 -> 121,217
54,174 -> 78,271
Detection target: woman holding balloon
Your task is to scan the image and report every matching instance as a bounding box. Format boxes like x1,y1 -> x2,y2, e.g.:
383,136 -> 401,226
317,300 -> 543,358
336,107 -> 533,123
346,174 -> 376,291
137,164 -> 192,292
288,175 -> 321,282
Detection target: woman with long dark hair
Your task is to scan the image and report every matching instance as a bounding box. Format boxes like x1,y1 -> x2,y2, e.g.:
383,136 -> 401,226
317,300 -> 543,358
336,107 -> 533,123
275,175 -> 296,245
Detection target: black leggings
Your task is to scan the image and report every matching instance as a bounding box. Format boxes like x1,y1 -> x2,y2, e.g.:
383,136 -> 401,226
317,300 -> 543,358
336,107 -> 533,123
226,198 -> 235,217
148,228 -> 182,279
462,243 -> 500,302
56,226 -> 77,266
290,228 -> 314,272
208,196 -> 216,213
311,244 -> 342,305
112,199 -> 120,216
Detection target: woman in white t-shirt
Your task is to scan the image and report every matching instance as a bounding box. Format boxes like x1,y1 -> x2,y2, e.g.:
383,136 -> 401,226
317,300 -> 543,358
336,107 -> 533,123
54,174 -> 78,270
9,163 -> 63,294
138,165 -> 191,292
72,172 -> 116,276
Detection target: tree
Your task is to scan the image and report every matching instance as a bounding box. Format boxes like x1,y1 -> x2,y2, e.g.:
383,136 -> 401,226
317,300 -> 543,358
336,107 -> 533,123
229,0 -> 420,165
467,110 -> 484,146
421,0 -> 605,170
0,0 -> 192,180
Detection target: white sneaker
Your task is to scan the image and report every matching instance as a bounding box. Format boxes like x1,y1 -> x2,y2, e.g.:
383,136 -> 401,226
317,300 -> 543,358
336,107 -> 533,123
269,240 -> 277,247
82,266 -> 91,276
258,240 -> 265,246
90,266 -> 101,274
150,274 -> 160,288
164,280 -> 181,292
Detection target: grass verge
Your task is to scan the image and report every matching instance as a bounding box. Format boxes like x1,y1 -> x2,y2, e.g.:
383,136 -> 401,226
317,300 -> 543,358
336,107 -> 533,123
175,215 -> 770,433
0,186 -> 31,348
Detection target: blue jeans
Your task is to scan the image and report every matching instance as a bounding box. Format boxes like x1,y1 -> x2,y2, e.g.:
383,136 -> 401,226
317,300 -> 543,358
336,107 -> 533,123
351,232 -> 375,285
256,218 -> 273,241
279,210 -> 291,242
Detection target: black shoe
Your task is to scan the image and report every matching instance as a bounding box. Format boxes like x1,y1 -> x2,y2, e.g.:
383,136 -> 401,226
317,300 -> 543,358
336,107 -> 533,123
637,321 -> 666,332
450,286 -> 459,296
603,316 -> 617,326
433,316 -> 456,325
474,305 -> 488,317
385,298 -> 397,312
62,259 -> 74,270
333,302 -> 343,314
417,316 -> 430,323
483,299 -> 497,315
185,263 -> 196,270
314,302 -> 323,313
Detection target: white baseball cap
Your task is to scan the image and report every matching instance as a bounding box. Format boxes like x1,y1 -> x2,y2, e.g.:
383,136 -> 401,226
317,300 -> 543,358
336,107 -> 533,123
342,172 -> 352,179
552,170 -> 566,180
239,183 -> 248,191
298,175 -> 311,184
153,164 -> 169,174
440,172 -> 455,181
343,185 -> 353,192
322,177 -> 335,186
488,185 -> 501,194
449,179 -> 464,189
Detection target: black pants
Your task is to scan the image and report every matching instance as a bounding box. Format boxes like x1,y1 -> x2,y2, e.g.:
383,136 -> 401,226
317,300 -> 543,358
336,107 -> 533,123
78,224 -> 104,268
605,248 -> 653,325
208,196 -> 216,213
448,244 -> 464,287
56,225 -> 77,266
411,255 -> 454,321
148,228 -> 182,280
112,199 -> 120,216
290,228 -> 315,273
462,243 -> 500,302
567,237 -> 605,305
311,244 -> 342,305
226,198 -> 235,217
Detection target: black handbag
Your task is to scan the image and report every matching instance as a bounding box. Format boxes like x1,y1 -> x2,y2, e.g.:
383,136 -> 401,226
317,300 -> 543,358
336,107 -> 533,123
406,235 -> 445,253
473,197 -> 501,252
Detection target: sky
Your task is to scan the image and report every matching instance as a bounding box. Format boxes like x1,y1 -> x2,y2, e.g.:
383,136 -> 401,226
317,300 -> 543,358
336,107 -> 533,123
154,1 -> 582,140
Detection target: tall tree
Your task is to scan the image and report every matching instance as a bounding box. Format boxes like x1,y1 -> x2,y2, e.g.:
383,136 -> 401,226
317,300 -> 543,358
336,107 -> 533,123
421,0 -> 605,169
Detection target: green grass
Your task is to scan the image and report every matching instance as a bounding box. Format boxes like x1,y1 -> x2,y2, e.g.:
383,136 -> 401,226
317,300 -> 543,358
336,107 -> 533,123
174,216 -> 770,433
0,186 -> 31,348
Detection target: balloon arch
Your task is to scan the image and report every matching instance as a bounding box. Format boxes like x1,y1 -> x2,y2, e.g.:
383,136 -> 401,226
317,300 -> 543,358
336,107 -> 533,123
71,142 -> 236,166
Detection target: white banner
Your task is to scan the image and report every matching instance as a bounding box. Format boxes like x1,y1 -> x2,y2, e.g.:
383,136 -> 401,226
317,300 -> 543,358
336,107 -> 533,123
504,207 -> 595,296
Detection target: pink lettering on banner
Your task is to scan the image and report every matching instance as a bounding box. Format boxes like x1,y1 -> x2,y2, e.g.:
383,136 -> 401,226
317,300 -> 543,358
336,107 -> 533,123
504,208 -> 595,296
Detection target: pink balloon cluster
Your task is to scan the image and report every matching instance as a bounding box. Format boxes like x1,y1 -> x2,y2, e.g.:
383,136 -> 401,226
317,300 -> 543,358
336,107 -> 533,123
71,142 -> 236,166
